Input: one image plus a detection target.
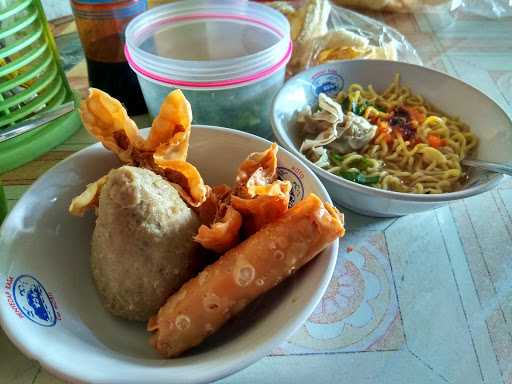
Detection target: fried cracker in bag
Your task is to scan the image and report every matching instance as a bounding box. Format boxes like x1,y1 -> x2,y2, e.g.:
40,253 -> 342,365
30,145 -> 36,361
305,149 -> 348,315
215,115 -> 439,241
330,0 -> 450,12
268,0 -> 422,76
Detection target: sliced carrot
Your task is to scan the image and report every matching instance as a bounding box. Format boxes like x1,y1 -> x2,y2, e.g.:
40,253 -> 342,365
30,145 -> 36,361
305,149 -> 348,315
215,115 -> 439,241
378,121 -> 391,134
383,133 -> 394,144
405,106 -> 426,124
427,134 -> 445,148
409,138 -> 422,147
375,121 -> 393,144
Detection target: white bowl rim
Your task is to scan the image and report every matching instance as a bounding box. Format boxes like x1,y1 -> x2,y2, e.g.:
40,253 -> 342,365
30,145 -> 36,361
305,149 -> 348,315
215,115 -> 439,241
0,124 -> 339,384
271,59 -> 508,203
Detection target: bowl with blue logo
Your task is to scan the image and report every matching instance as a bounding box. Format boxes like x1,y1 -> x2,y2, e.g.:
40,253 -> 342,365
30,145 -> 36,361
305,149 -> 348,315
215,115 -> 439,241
0,126 -> 338,383
271,59 -> 511,217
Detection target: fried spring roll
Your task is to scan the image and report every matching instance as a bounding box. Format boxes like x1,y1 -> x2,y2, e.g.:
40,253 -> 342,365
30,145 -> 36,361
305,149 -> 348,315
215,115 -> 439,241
148,193 -> 345,357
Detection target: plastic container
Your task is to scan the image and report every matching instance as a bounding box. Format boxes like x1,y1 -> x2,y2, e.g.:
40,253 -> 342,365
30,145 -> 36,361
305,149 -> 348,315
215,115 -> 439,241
125,0 -> 291,139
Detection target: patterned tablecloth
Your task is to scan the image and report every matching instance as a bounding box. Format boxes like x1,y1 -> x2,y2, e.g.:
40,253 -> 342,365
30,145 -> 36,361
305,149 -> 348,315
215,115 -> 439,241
1,10 -> 511,384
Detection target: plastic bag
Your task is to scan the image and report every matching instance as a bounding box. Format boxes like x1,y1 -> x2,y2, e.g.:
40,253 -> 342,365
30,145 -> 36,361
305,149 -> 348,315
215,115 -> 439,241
327,0 -> 512,17
328,5 -> 422,64
267,0 -> 422,76
451,0 -> 512,18
328,0 -> 451,13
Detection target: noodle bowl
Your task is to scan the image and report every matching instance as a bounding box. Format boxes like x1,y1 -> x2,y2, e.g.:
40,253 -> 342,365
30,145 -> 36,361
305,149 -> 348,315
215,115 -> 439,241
272,60 -> 510,216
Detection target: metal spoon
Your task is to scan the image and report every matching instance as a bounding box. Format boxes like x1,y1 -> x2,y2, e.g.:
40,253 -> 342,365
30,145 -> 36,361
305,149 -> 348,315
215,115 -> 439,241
462,159 -> 512,176
0,102 -> 75,143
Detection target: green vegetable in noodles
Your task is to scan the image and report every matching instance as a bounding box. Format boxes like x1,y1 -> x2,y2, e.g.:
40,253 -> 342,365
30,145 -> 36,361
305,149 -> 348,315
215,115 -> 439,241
329,152 -> 347,165
352,156 -> 374,171
337,170 -> 380,185
340,97 -> 371,116
329,152 -> 375,172
353,101 -> 370,116
341,97 -> 355,114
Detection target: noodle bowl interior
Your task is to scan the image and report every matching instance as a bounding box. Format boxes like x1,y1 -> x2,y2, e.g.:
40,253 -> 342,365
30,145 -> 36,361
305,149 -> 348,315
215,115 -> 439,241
298,74 -> 479,194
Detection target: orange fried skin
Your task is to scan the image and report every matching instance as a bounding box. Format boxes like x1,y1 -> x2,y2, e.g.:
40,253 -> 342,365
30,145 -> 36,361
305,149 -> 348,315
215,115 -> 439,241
80,88 -> 144,163
146,90 -> 192,162
194,185 -> 242,253
156,159 -> 208,208
192,144 -> 291,252
231,181 -> 291,236
195,185 -> 232,225
69,175 -> 109,216
231,143 -> 291,235
194,206 -> 243,254
234,143 -> 278,198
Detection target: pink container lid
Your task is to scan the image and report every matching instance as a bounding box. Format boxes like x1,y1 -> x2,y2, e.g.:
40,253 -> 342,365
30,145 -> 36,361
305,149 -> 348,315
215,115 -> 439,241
124,1 -> 292,89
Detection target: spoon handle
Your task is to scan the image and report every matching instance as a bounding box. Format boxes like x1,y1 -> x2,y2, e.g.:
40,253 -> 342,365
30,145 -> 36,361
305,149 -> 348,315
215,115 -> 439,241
0,102 -> 75,143
462,159 -> 512,176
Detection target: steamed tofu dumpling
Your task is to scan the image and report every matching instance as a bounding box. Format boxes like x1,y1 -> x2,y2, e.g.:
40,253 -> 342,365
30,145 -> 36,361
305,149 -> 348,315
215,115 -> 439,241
91,166 -> 201,321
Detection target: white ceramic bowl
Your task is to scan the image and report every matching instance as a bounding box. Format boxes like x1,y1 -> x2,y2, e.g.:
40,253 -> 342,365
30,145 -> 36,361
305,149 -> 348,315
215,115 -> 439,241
272,60 -> 512,217
0,126 -> 338,384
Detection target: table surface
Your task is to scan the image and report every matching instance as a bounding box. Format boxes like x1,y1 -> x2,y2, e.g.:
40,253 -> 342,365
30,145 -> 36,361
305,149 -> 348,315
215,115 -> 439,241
1,9 -> 512,384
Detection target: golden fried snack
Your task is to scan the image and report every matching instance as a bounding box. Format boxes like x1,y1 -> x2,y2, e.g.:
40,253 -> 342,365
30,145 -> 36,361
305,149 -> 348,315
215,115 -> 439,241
80,88 -> 144,163
155,159 -> 209,208
146,90 -> 192,162
269,0 -> 399,75
194,185 -> 242,254
231,182 -> 291,236
81,88 -> 192,163
194,144 -> 291,252
233,143 -> 291,235
269,0 -> 331,76
268,0 -> 330,43
69,175 -> 108,216
323,28 -> 397,61
196,185 -> 232,225
288,27 -> 397,75
267,1 -> 296,17
71,88 -> 207,215
234,143 -> 278,198
148,193 -> 345,357
194,206 -> 242,254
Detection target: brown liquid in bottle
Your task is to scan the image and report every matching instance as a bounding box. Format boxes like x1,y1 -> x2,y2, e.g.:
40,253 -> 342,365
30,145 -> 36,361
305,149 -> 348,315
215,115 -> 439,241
72,1 -> 147,115
86,58 -> 147,115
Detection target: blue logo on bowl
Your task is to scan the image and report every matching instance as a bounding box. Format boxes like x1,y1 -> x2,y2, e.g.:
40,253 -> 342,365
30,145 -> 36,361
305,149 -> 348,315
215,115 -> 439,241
277,166 -> 305,208
12,275 -> 57,327
312,69 -> 344,97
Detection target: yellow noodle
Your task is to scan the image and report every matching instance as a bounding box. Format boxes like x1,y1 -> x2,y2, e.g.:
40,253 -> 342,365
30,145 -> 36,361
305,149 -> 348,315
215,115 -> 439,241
334,74 -> 478,193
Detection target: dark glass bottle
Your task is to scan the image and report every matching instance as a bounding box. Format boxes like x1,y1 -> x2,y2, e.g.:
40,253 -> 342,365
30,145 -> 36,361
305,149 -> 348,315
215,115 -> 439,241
71,0 -> 148,115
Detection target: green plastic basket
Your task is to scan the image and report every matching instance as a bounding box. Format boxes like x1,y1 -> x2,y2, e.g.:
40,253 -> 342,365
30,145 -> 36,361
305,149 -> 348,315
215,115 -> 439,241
0,0 -> 81,174
0,182 -> 6,223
